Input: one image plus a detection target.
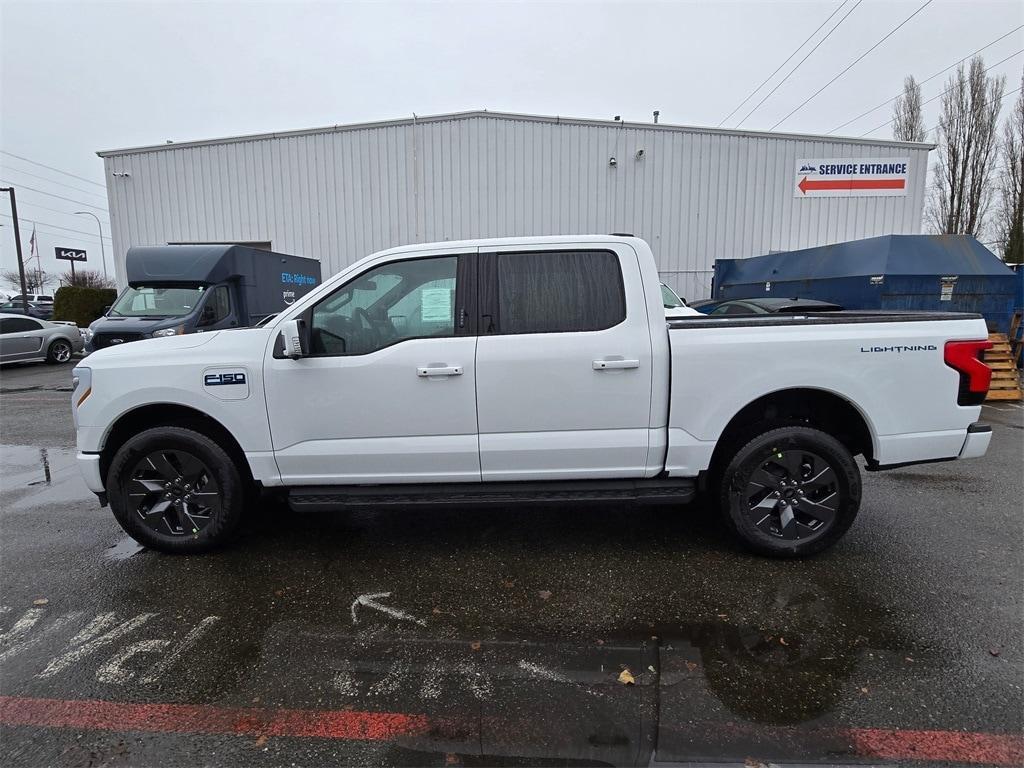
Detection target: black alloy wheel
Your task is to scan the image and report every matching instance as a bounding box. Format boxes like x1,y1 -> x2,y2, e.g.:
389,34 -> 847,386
107,426 -> 245,553
127,449 -> 221,536
719,426 -> 861,557
743,448 -> 838,541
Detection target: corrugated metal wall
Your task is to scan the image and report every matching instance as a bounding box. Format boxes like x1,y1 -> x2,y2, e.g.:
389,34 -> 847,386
101,113 -> 929,300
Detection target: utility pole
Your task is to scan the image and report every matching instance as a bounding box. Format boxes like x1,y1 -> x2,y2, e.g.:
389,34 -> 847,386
0,187 -> 30,312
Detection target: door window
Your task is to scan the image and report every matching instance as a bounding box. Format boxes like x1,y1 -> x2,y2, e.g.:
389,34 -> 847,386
200,286 -> 231,326
0,317 -> 42,333
495,250 -> 625,334
310,256 -> 458,356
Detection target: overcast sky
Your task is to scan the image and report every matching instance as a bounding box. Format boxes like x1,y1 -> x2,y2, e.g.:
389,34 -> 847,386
1,0 -> 1022,279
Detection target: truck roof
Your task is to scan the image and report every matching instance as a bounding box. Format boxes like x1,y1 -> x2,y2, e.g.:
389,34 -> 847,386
369,234 -> 646,259
125,244 -> 317,286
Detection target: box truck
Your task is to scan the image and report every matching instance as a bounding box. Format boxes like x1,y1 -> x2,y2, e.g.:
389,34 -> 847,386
85,244 -> 321,352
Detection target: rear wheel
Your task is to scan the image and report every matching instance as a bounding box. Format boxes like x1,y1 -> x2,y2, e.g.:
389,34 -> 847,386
46,338 -> 73,364
107,426 -> 245,553
718,426 -> 860,557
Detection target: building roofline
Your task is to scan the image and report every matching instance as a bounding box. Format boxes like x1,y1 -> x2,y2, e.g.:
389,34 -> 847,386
97,109 -> 935,157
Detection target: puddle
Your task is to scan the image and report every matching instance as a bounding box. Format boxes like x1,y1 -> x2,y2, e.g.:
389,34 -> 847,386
0,444 -> 93,508
104,537 -> 147,561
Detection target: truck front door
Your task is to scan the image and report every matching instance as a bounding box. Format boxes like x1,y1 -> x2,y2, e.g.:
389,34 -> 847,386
264,250 -> 480,484
195,285 -> 238,331
474,243 -> 655,480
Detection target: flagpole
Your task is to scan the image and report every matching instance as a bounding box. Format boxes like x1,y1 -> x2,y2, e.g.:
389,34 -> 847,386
29,224 -> 43,293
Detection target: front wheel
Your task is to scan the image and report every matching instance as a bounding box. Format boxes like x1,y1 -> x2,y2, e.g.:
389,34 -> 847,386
718,426 -> 861,557
107,426 -> 245,554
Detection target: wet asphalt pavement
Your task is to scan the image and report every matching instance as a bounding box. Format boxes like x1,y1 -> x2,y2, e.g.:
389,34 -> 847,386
1,360 -> 1022,767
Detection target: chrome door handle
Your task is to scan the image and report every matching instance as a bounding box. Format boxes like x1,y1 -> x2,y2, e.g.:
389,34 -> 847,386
417,365 -> 463,377
593,359 -> 640,370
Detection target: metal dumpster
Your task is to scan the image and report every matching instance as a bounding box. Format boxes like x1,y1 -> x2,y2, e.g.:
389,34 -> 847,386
713,235 -> 1017,332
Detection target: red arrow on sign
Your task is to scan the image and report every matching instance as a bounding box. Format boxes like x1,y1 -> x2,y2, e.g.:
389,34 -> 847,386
799,176 -> 906,194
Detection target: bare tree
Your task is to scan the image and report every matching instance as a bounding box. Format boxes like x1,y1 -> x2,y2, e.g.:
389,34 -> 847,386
928,57 -> 1007,237
59,269 -> 116,289
892,76 -> 926,142
995,75 -> 1024,264
1,268 -> 52,293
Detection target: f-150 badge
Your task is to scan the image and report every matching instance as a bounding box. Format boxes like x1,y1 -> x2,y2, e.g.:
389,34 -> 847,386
204,372 -> 247,386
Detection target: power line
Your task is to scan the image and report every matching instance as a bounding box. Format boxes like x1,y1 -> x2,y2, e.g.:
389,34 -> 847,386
13,199 -> 110,222
719,0 -> 851,126
0,212 -> 111,241
0,180 -> 108,211
859,48 -> 1023,136
0,164 -> 109,200
0,150 -> 106,188
736,0 -> 864,127
769,0 -> 935,130
829,25 -> 1024,134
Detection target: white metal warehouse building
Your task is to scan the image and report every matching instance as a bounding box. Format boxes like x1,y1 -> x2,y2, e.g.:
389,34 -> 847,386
98,110 -> 930,300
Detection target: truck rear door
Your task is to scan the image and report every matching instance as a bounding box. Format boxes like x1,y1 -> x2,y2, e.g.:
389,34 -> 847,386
474,243 -> 655,480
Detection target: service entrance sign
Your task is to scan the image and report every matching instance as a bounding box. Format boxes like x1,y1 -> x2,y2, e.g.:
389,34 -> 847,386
795,158 -> 909,198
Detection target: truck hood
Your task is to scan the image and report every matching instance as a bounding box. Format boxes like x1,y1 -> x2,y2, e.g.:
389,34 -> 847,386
85,331 -> 221,364
90,316 -> 192,334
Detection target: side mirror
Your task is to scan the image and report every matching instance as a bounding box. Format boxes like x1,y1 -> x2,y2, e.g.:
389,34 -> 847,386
280,318 -> 307,359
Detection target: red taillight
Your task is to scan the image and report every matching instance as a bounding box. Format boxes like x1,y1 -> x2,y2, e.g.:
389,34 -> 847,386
944,339 -> 993,406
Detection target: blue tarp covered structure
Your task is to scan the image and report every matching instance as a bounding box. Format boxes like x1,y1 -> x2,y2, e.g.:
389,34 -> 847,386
713,235 -> 1017,331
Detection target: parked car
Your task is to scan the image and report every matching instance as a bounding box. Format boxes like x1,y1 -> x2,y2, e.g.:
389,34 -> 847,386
0,315 -> 83,364
661,283 -> 702,319
74,235 -> 993,558
699,298 -> 844,316
9,293 -> 55,305
0,300 -> 54,320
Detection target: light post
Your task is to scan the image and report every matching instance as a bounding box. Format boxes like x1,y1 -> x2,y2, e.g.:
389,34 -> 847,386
74,211 -> 108,282
1,187 -> 30,312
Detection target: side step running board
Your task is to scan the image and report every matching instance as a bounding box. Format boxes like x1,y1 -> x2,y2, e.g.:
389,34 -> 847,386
288,478 -> 696,512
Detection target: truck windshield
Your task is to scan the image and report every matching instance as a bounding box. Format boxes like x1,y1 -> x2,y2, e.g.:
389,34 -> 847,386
109,285 -> 206,317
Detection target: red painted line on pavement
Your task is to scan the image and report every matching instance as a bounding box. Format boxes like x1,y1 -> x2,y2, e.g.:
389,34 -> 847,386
2,696 -> 1022,765
846,726 -> 1024,766
0,696 -> 430,742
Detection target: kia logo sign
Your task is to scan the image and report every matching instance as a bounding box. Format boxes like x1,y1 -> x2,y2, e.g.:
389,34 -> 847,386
55,247 -> 88,262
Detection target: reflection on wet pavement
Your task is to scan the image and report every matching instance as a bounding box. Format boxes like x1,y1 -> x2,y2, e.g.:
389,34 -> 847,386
0,444 -> 87,508
103,537 -> 146,561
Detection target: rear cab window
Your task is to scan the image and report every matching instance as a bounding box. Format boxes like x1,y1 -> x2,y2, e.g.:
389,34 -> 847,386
494,250 -> 626,334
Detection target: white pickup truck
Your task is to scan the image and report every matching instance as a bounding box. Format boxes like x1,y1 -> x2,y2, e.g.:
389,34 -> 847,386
72,235 -> 994,557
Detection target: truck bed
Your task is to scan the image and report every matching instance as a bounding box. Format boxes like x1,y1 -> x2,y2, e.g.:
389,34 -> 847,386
663,310 -> 989,477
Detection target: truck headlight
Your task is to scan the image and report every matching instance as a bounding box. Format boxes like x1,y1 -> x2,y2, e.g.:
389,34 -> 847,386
152,325 -> 184,337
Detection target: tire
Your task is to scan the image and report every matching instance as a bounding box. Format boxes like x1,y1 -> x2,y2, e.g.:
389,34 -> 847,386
107,426 -> 245,554
46,338 -> 73,364
718,426 -> 861,558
